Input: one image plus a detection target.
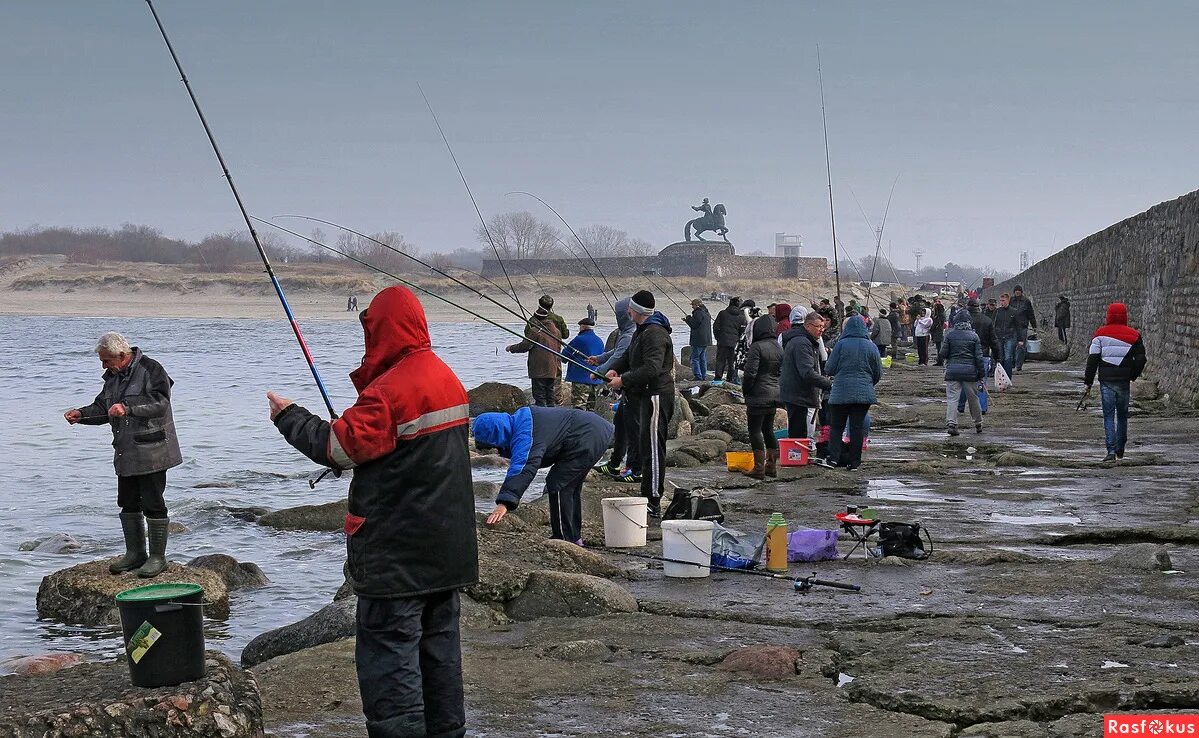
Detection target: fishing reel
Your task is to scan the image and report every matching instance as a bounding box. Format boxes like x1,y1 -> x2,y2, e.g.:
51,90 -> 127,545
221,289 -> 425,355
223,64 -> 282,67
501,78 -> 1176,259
794,572 -> 861,593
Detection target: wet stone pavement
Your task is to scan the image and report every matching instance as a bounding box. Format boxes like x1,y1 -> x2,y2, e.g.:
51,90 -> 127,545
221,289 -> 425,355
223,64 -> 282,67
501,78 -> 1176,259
258,361 -> 1199,738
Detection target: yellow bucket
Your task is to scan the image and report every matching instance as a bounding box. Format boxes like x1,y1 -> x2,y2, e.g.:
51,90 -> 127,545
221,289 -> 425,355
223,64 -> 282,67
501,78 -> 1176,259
725,451 -> 756,472
905,353 -> 917,364
881,356 -> 893,368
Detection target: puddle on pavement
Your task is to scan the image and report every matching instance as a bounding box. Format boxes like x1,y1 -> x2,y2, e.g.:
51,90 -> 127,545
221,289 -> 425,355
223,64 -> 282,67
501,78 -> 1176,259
988,511 -> 1081,526
865,478 -> 949,503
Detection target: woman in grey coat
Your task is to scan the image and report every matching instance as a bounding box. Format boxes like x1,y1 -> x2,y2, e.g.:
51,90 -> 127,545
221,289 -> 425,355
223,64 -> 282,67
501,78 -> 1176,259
65,332 -> 181,578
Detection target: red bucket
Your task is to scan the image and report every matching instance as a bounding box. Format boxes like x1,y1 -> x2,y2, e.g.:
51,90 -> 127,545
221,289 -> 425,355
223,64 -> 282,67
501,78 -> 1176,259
778,438 -> 812,467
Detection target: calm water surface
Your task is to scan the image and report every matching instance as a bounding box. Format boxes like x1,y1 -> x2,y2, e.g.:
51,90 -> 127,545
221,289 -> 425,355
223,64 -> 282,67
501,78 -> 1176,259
0,316 -> 532,663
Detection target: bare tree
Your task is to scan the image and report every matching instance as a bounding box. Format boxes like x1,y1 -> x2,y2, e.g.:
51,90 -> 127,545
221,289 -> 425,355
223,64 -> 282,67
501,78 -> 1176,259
476,211 -> 563,260
576,224 -> 656,257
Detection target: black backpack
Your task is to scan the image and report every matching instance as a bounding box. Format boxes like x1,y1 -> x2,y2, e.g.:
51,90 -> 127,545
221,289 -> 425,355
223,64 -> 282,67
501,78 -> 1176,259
663,487 -> 725,524
877,521 -> 933,560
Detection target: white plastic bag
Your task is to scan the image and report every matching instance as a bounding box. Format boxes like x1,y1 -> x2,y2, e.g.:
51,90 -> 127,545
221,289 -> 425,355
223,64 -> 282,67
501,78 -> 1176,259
994,363 -> 1013,391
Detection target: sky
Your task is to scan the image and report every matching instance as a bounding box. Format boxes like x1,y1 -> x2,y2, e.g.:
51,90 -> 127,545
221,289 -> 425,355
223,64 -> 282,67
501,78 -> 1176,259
3,1 -> 1197,273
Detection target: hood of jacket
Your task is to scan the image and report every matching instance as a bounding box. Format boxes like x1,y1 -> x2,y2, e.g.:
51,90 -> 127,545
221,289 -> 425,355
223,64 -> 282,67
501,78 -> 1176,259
951,309 -> 973,330
773,303 -> 792,322
1106,303 -> 1128,325
789,305 -> 809,324
471,412 -> 514,454
645,311 -> 672,332
350,286 -> 431,392
751,315 -> 776,341
613,296 -> 635,335
842,315 -> 870,340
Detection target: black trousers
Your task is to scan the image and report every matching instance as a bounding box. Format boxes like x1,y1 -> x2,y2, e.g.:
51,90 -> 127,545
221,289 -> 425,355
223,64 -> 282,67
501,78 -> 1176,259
747,408 -> 776,451
609,395 -> 641,471
531,378 -> 557,407
117,471 -> 168,518
915,336 -> 930,365
637,392 -> 674,502
784,403 -> 815,440
714,345 -> 738,382
356,591 -> 466,738
544,429 -> 611,542
827,403 -> 869,468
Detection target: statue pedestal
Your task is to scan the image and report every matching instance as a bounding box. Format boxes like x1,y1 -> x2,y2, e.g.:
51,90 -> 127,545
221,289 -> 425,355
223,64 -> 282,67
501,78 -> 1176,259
660,241 -> 735,257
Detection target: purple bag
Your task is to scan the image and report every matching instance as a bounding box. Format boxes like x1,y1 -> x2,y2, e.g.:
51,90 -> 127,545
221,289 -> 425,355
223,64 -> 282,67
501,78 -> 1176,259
787,528 -> 839,562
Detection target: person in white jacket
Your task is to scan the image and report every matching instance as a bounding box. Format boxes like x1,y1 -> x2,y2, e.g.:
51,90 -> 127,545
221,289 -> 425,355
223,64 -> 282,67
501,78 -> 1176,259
913,308 -> 934,365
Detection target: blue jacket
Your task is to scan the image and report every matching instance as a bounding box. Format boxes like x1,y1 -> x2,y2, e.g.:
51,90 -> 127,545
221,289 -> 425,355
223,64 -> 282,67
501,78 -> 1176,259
594,297 -> 635,375
563,329 -> 605,385
826,316 -> 883,405
472,406 -> 614,509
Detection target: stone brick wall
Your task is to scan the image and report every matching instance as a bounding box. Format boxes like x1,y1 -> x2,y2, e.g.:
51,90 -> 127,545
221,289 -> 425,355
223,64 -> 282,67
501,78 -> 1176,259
981,189 -> 1199,406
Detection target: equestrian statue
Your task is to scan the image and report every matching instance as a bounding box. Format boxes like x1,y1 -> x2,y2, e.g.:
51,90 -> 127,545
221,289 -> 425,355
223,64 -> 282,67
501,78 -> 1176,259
684,197 -> 729,242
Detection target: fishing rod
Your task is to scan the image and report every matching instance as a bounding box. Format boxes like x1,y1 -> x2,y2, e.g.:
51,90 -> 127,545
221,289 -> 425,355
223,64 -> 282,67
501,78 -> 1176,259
599,547 -> 860,592
418,84 -> 524,316
658,274 -> 694,305
258,218 -> 609,381
144,0 -> 337,420
865,174 -> 900,310
644,274 -> 689,315
554,237 -> 615,313
506,191 -> 620,304
443,266 -> 521,306
509,262 -> 550,296
275,215 -> 563,348
848,183 -> 906,291
817,46 -> 842,303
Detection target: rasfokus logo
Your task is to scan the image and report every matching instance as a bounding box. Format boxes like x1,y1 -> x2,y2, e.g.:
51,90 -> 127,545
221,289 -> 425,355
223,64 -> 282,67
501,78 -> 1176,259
1105,715 -> 1199,736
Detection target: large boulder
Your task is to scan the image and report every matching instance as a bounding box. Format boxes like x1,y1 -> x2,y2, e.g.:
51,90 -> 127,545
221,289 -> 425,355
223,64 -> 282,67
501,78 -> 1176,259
257,499 -> 346,532
505,571 -> 638,621
0,651 -> 261,737
18,533 -> 81,554
468,382 -> 527,415
1027,337 -> 1069,362
241,596 -> 356,667
667,390 -> 695,439
186,554 -> 269,591
666,437 -> 729,464
37,559 -> 229,625
697,386 -> 742,409
694,404 -> 750,443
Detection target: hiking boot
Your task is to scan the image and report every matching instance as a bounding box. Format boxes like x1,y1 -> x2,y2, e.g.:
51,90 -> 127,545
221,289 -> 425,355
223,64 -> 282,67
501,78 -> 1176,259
1101,453 -> 1117,463
138,517 -> 170,578
975,423 -> 983,434
947,423 -> 960,437
764,449 -> 778,478
1116,449 -> 1125,459
744,450 -> 766,480
109,513 -> 147,574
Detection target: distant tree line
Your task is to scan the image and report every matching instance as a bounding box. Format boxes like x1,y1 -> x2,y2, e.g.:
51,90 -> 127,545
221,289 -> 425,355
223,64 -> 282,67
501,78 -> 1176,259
475,211 -> 656,260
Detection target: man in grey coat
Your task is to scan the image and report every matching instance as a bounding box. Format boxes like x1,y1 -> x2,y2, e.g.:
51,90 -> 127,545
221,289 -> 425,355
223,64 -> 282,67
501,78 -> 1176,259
65,332 -> 182,578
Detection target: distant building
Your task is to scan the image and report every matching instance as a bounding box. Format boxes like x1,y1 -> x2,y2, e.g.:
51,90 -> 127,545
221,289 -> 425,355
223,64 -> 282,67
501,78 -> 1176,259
775,233 -> 802,258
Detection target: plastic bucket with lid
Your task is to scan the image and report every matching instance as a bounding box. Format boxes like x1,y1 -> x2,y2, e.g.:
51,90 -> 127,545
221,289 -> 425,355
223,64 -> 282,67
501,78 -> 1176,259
601,497 -> 648,547
116,582 -> 206,687
1026,338 -> 1042,354
661,519 -> 714,578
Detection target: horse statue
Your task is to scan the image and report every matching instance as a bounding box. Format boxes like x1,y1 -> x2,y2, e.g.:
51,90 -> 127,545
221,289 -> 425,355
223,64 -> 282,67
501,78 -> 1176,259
685,199 -> 729,242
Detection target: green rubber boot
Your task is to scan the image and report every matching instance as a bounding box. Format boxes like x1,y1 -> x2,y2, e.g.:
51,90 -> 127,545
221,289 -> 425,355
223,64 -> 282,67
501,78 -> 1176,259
137,517 -> 170,578
109,513 -> 147,574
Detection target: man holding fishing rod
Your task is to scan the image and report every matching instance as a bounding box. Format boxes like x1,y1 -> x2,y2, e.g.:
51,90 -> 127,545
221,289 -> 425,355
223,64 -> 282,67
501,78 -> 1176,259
64,332 -> 182,579
266,286 -> 477,738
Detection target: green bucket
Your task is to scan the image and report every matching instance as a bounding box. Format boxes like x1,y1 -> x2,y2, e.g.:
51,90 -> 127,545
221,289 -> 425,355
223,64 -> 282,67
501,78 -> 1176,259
116,583 -> 206,687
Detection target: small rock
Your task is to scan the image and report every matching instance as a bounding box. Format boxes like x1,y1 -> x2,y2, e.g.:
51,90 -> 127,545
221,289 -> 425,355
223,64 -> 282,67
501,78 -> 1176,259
716,645 -> 801,680
223,506 -> 270,522
505,571 -> 638,621
2,653 -> 84,676
546,640 -> 612,662
473,480 -> 500,498
241,596 -> 356,666
471,454 -> 510,469
168,521 -> 189,535
18,533 -> 82,553
258,499 -> 347,532
992,451 -> 1043,467
1138,634 -> 1185,649
187,554 -> 270,590
1102,543 -> 1171,571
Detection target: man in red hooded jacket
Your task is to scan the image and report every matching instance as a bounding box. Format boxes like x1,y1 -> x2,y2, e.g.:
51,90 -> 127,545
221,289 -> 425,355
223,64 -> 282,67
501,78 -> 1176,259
267,286 -> 477,738
1084,302 -> 1147,462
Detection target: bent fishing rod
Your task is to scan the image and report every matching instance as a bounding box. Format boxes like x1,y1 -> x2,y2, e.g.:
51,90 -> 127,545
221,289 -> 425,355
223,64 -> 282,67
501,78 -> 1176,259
275,215 -> 564,348
418,84 -> 524,316
865,174 -> 900,310
506,191 -> 620,305
553,237 -> 616,313
599,547 -> 860,592
644,275 -> 689,315
658,274 -> 694,305
145,0 -> 337,419
258,218 -> 608,381
817,46 -> 842,303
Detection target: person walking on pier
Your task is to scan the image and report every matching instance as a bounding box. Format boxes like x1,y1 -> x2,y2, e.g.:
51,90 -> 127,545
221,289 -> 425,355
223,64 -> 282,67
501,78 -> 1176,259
1054,296 -> 1072,342
65,332 -> 182,579
942,309 -> 986,436
1009,286 -> 1037,372
1084,302 -> 1148,461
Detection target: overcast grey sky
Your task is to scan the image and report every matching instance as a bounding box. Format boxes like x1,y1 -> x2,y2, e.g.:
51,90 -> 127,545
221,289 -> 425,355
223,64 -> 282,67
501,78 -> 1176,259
3,1 -> 1197,272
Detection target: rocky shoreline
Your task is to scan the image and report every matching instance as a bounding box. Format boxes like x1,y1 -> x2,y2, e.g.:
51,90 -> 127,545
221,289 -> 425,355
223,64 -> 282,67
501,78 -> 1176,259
5,353 -> 1198,737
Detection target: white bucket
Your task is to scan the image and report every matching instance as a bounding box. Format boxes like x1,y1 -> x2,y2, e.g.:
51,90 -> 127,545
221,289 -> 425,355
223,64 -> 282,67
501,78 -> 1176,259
661,519 -> 714,578
1026,338 -> 1042,354
601,497 -> 648,548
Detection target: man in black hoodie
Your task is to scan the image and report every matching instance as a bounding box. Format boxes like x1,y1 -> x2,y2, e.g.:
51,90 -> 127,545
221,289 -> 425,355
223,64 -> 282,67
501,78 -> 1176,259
607,290 -> 674,516
711,297 -> 745,383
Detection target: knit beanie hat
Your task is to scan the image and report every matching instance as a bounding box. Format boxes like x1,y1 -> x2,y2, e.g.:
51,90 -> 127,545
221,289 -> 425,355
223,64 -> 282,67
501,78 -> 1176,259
630,290 -> 655,315
539,295 -> 554,310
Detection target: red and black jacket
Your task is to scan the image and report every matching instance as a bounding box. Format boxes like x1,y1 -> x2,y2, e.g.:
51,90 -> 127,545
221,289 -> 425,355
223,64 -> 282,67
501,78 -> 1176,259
274,286 -> 478,598
1084,303 -> 1147,385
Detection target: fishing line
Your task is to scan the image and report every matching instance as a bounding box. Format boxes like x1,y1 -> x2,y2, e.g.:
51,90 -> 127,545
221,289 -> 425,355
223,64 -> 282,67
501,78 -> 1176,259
418,84 -> 525,315
817,45 -> 842,303
144,0 -> 337,419
257,218 -> 607,381
866,174 -> 900,310
505,191 -> 620,304
644,274 -> 688,315
553,237 -> 615,313
598,547 -> 860,592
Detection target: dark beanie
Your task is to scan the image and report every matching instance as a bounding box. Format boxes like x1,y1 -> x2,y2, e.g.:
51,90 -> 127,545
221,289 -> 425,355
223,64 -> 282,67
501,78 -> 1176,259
539,294 -> 554,309
630,290 -> 656,315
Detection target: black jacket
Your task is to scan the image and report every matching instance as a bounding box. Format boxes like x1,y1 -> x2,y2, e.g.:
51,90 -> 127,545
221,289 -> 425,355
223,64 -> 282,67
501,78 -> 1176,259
610,312 -> 675,396
1009,295 -> 1036,331
930,304 -> 947,340
780,328 -> 831,408
941,318 -> 985,382
967,307 -> 1001,359
76,349 -> 183,477
712,305 -> 746,347
1054,300 -> 1071,328
992,306 -> 1017,340
741,320 -> 782,411
683,305 -> 713,348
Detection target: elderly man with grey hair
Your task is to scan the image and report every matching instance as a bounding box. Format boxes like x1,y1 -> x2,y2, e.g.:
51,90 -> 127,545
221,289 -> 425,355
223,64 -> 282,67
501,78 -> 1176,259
65,332 -> 182,578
